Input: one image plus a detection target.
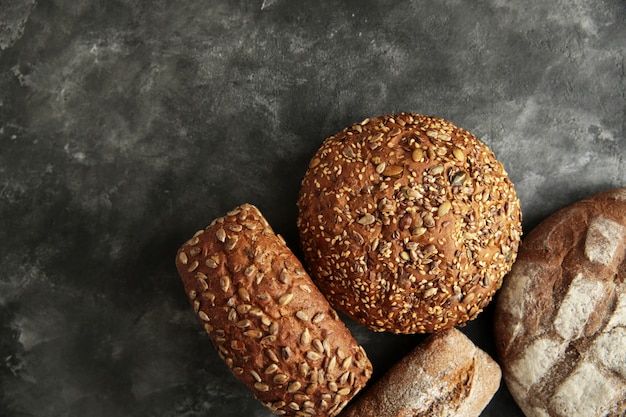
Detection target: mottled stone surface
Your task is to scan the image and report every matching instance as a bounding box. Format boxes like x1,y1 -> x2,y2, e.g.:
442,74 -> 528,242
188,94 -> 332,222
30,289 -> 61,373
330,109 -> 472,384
0,0 -> 624,416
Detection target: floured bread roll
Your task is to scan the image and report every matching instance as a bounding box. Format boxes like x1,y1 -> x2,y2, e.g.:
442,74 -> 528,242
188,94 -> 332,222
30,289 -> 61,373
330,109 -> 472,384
339,328 -> 501,417
494,187 -> 626,417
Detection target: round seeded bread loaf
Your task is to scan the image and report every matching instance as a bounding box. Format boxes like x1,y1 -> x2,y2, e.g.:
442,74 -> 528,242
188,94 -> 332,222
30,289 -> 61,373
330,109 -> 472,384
175,204 -> 373,417
297,113 -> 522,333
494,188 -> 626,417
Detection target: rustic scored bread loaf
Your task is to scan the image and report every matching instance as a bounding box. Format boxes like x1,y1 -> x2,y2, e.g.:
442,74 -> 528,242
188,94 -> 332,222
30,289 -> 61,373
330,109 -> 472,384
494,188 -> 626,417
175,204 -> 373,417
339,328 -> 502,417
297,113 -> 522,333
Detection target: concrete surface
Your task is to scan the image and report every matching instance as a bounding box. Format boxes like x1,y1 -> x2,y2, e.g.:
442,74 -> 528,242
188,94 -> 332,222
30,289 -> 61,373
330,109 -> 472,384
1,0 -> 624,416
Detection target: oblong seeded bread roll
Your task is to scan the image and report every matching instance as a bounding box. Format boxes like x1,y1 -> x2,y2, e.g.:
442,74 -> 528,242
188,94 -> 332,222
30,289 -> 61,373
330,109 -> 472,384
339,328 -> 502,417
494,188 -> 626,417
297,112 -> 522,333
175,204 -> 373,417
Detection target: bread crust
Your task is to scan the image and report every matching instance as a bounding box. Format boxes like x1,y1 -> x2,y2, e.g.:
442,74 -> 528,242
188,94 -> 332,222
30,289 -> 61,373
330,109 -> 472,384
339,328 -> 501,417
494,187 -> 626,417
297,113 -> 522,333
175,203 -> 373,417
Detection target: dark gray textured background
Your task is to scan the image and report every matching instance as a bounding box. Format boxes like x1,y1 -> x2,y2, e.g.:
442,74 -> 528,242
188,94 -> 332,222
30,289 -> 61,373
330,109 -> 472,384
1,0 -> 624,416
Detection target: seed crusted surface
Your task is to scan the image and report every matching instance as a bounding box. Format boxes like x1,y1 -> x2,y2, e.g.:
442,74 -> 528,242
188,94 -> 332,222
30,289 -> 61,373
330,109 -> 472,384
175,204 -> 373,417
297,113 -> 522,333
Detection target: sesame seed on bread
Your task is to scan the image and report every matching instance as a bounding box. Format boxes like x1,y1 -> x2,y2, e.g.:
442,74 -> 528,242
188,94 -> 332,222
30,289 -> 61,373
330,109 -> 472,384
297,113 -> 522,334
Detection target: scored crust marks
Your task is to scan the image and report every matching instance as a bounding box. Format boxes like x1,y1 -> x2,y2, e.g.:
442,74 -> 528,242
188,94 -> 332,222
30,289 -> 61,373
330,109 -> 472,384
509,335 -> 566,392
494,260 -> 538,348
585,216 -> 626,266
553,272 -> 605,341
494,188 -> 626,417
551,362 -> 623,417
606,287 -> 626,331
175,204 -> 373,417
297,113 -> 522,333
590,326 -> 626,379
